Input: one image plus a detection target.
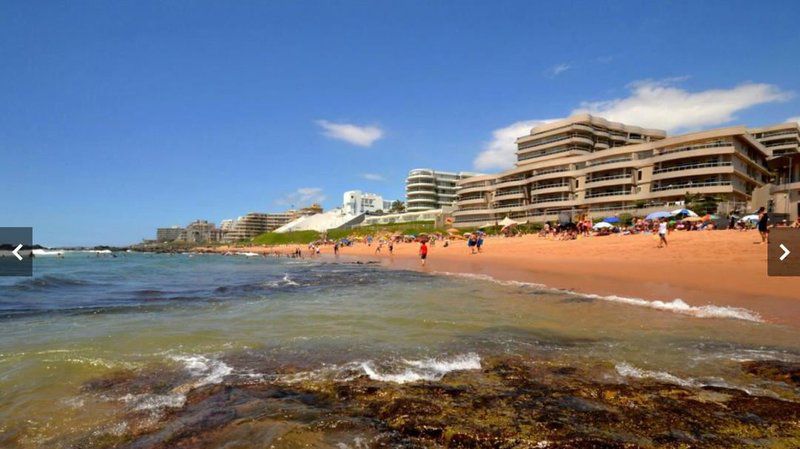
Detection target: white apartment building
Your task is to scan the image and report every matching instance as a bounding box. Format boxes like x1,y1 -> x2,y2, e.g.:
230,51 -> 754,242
405,169 -> 481,212
342,190 -> 392,215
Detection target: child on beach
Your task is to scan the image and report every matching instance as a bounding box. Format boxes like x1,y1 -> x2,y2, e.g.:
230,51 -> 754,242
419,241 -> 428,266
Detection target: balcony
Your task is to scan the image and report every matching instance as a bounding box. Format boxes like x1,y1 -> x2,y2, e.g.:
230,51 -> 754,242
495,189 -> 525,197
588,157 -> 633,168
585,190 -> 630,199
518,145 -> 590,162
530,195 -> 574,205
651,179 -> 732,192
519,133 -> 594,150
406,181 -> 436,189
586,173 -> 631,184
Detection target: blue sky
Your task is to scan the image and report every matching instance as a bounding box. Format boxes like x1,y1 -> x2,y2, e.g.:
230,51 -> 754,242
1,1 -> 799,246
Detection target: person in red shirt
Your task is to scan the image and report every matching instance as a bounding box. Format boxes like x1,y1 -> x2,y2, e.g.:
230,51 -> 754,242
419,241 -> 428,266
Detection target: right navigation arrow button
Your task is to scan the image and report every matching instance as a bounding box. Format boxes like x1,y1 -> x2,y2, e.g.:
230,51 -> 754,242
779,243 -> 791,262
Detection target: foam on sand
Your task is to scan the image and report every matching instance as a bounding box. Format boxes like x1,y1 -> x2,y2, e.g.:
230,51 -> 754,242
435,271 -> 763,322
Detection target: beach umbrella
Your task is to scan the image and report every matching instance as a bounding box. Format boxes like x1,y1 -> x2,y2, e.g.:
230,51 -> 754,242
478,223 -> 495,229
671,208 -> 698,217
740,214 -> 759,223
446,228 -> 460,234
498,216 -> 519,227
683,216 -> 703,222
592,222 -> 614,229
603,216 -> 620,223
645,211 -> 672,220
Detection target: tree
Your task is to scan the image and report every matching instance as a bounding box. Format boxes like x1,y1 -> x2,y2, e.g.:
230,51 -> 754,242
684,192 -> 719,215
390,200 -> 406,213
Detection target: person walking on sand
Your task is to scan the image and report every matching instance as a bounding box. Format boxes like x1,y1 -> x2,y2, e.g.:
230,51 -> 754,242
657,218 -> 668,248
476,232 -> 484,253
388,241 -> 394,255
333,242 -> 339,256
419,240 -> 428,266
757,206 -> 770,244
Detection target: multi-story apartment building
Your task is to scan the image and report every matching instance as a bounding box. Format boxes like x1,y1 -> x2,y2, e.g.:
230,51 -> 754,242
156,226 -> 183,243
223,212 -> 295,242
178,220 -> 219,243
750,122 -> 800,220
406,169 -> 481,212
343,190 -> 392,215
453,114 -> 772,227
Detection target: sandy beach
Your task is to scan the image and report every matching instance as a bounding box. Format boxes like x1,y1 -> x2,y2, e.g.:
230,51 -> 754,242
210,230 -> 800,327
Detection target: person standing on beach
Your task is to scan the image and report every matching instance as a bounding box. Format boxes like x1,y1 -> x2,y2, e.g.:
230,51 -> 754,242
657,218 -> 668,248
333,242 -> 339,256
757,206 -> 770,243
388,241 -> 394,255
419,241 -> 428,266
476,232 -> 484,253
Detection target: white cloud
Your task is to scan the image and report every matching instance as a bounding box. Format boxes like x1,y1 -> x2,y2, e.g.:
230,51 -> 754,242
546,63 -> 571,77
787,116 -> 800,124
316,120 -> 384,147
361,173 -> 385,181
276,187 -> 326,207
473,119 -> 559,171
573,79 -> 792,132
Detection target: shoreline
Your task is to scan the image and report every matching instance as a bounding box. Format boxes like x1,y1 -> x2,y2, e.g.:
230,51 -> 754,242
203,230 -> 800,327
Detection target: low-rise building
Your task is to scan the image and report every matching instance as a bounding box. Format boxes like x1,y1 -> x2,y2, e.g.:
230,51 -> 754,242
361,207 -> 452,228
343,190 -> 392,215
223,212 -> 295,242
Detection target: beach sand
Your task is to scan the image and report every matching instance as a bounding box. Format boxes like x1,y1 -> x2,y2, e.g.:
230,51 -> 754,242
209,230 -> 800,327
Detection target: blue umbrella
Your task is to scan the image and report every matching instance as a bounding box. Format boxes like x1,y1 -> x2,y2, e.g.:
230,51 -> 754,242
603,216 -> 620,223
645,211 -> 672,220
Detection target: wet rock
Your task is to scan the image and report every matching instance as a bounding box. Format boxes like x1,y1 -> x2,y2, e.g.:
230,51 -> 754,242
742,360 -> 800,387
76,356 -> 800,449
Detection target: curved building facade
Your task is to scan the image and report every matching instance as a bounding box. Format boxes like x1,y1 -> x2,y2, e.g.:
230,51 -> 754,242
453,114 -> 772,227
406,169 -> 481,212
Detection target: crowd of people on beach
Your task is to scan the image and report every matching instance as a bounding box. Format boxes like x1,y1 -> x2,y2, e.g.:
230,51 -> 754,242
211,204 -> 800,264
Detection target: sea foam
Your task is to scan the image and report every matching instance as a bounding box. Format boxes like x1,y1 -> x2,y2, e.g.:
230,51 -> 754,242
171,354 -> 233,387
435,271 -> 763,322
281,353 -> 482,385
360,353 -> 482,384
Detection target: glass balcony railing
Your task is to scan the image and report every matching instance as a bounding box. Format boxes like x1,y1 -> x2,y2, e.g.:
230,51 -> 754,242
653,161 -> 731,174
586,173 -> 631,184
651,180 -> 731,192
585,190 -> 630,199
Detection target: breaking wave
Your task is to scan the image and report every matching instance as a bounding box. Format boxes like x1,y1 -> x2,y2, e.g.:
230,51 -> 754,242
282,353 -> 482,385
171,354 -> 233,388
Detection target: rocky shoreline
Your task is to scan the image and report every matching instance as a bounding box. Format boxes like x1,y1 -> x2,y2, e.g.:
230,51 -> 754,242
69,356 -> 800,449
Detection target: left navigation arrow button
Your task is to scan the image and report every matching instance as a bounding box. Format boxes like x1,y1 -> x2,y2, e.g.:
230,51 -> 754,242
12,244 -> 23,261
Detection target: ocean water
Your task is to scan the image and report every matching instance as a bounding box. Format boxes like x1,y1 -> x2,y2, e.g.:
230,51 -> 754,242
0,253 -> 798,448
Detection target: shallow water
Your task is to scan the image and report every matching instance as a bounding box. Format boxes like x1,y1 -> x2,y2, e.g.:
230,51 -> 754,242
0,253 -> 798,448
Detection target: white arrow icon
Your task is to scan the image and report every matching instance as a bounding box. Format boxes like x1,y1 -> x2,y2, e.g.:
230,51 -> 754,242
12,244 -> 23,261
779,243 -> 791,262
